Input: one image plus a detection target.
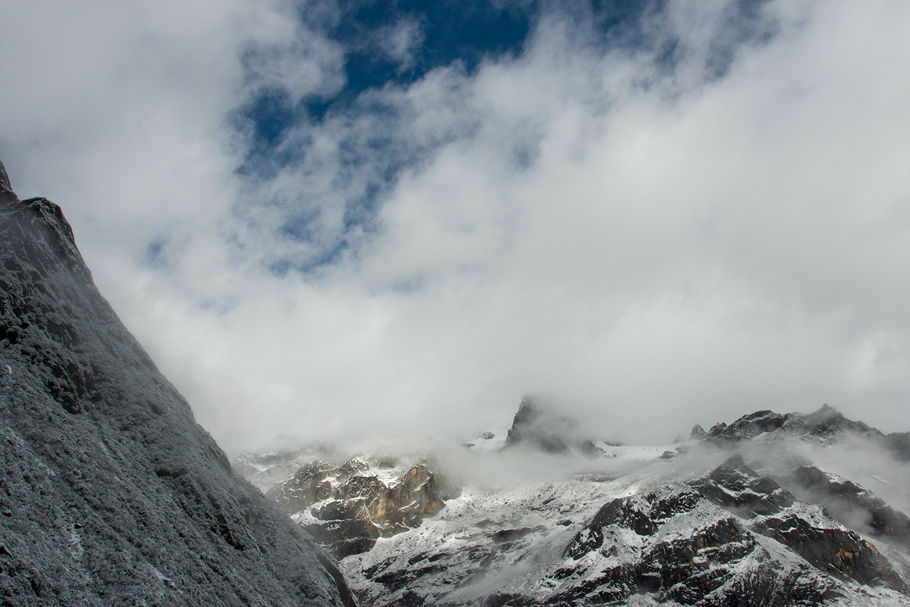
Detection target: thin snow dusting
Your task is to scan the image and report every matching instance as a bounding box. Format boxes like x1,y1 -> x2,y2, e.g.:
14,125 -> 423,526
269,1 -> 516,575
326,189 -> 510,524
1,179 -> 350,605
324,441 -> 910,605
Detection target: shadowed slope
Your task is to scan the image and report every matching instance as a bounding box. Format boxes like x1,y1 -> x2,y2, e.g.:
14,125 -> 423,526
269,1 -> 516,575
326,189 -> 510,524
0,161 -> 354,606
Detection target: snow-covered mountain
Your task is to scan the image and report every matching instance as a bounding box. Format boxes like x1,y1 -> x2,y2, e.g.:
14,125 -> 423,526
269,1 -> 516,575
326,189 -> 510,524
0,161 -> 353,606
243,400 -> 910,606
7,155 -> 902,607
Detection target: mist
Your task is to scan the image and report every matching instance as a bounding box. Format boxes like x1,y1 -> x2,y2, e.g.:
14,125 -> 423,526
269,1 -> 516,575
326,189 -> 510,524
2,1 -> 910,455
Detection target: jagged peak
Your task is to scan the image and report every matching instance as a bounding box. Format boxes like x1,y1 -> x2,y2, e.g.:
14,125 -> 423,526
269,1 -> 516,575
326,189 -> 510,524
0,159 -> 13,195
0,163 -> 88,275
800,403 -> 845,424
512,394 -> 550,418
22,197 -> 80,248
0,161 -> 350,604
696,404 -> 893,448
15,197 -> 87,274
690,424 -> 707,440
505,395 -> 580,453
0,163 -> 80,261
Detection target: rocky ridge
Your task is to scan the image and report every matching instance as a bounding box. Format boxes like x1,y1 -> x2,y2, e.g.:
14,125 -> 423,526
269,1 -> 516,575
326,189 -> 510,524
0,161 -> 352,606
495,395 -> 622,457
244,402 -> 910,606
695,404 -> 910,461
504,396 -> 582,454
262,455 -> 459,558
339,452 -> 909,606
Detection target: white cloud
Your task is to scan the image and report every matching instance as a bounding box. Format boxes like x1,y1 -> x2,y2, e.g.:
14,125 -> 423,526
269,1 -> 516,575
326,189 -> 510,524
2,0 -> 910,454
375,18 -> 424,72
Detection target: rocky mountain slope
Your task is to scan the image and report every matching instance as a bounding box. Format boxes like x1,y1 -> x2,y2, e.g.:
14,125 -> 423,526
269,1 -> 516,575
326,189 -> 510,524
504,396 -> 583,454
244,402 -> 910,606
240,452 -> 460,559
276,456 -> 460,559
694,405 -> 910,462
0,161 -> 353,606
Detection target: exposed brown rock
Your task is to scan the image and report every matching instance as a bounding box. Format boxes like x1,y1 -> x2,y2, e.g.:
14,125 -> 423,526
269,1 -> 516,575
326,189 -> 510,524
267,457 -> 459,558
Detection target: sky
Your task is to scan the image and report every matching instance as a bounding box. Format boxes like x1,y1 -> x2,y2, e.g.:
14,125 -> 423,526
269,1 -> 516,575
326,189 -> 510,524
2,1 -> 909,455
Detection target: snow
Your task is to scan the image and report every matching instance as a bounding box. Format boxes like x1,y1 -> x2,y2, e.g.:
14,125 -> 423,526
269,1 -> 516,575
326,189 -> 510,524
363,459 -> 413,488
234,391 -> 910,605
592,443 -> 677,460
339,461 -> 662,603
464,429 -> 508,451
326,442 -> 910,605
0,187 -> 349,605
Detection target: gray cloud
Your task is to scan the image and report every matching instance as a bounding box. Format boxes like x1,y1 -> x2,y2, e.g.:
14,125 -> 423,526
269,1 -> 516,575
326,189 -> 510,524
2,1 -> 909,455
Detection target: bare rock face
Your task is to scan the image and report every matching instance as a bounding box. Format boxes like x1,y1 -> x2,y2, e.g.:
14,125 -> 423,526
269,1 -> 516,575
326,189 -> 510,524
0,161 -> 12,195
690,423 -> 708,440
887,432 -> 910,462
267,457 -> 459,558
690,454 -> 796,516
344,451 -> 910,607
705,409 -> 789,442
788,465 -> 910,546
0,161 -> 353,606
701,404 -> 910,462
504,396 -> 580,454
552,459 -> 909,606
704,404 -> 871,444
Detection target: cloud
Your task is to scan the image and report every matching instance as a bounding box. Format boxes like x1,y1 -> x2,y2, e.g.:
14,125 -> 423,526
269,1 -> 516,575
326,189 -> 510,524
374,18 -> 424,72
2,1 -> 910,455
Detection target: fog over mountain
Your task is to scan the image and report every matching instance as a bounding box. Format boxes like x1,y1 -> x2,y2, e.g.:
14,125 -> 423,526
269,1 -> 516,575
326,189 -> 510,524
2,148 -> 910,603
2,2 -> 909,455
238,397 -> 910,606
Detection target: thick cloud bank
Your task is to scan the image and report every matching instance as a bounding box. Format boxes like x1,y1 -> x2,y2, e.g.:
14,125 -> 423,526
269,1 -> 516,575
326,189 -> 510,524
2,1 -> 909,453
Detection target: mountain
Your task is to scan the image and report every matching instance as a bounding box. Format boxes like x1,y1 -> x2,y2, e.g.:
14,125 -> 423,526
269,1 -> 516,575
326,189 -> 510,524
503,395 -> 585,454
0,161 -> 353,606
484,395 -> 622,456
242,403 -> 910,606
698,404 -> 910,461
263,455 -> 460,559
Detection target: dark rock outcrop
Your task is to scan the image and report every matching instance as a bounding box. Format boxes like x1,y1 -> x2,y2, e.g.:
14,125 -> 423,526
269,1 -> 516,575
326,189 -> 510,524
0,161 -> 352,605
0,161 -> 12,195
704,459 -> 908,593
352,458 -> 908,605
701,405 -> 910,462
783,403 -> 877,438
690,423 -> 707,440
691,455 -> 796,516
504,396 -> 580,454
753,514 -> 906,592
555,458 -> 908,605
333,439 -> 910,606
559,484 -> 829,606
788,465 -> 910,546
887,432 -> 910,462
705,409 -> 789,442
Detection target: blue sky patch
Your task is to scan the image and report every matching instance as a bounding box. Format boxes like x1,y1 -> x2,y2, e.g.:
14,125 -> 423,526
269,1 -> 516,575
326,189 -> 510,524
143,234 -> 171,269
233,0 -> 776,278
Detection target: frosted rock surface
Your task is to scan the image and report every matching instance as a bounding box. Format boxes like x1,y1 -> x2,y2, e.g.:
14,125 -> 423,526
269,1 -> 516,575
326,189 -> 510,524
0,163 -> 353,606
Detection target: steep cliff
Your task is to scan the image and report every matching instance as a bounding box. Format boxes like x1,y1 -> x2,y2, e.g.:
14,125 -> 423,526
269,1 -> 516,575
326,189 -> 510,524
0,161 -> 353,606
266,456 -> 459,558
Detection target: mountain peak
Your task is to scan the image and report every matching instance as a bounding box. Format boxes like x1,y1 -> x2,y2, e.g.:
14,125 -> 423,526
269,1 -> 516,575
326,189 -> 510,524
0,162 -> 351,605
22,197 -> 84,263
699,404 -> 891,448
0,159 -> 12,195
0,164 -> 86,275
505,395 -> 581,454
